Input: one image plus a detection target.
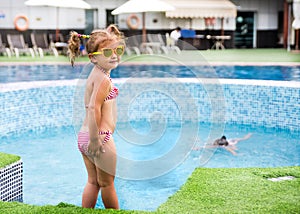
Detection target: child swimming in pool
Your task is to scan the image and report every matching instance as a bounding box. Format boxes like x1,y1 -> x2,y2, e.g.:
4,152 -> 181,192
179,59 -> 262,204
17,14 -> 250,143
68,25 -> 125,209
193,133 -> 252,155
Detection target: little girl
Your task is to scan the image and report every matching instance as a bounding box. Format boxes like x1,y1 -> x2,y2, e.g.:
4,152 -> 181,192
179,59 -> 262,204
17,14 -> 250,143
68,25 -> 125,209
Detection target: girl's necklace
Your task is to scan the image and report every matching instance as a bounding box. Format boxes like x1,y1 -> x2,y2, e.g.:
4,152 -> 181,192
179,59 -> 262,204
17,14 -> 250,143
95,64 -> 110,77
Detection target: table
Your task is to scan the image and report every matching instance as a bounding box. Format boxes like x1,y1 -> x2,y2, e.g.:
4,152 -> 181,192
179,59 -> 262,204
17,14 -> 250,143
208,35 -> 231,50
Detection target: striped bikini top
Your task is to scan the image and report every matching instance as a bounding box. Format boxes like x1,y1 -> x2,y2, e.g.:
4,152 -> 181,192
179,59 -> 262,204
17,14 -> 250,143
104,84 -> 119,101
85,84 -> 118,109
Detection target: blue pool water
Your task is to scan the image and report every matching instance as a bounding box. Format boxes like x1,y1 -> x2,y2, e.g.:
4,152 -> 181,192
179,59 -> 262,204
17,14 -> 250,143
0,64 -> 300,83
0,123 -> 299,210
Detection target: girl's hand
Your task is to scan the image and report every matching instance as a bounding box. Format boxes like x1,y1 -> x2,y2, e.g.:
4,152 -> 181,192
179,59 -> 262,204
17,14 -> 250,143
88,139 -> 105,156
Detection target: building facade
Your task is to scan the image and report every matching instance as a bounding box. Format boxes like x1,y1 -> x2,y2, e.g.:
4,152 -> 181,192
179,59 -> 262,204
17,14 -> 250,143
0,0 -> 297,50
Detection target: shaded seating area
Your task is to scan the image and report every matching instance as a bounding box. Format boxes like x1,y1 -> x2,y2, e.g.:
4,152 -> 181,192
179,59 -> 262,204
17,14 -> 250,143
30,33 -> 58,57
7,34 -> 35,58
0,34 -> 12,58
125,34 -> 181,56
164,0 -> 236,50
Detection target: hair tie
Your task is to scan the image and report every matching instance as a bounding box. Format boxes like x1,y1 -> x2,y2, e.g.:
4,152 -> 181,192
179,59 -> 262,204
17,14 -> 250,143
77,34 -> 90,39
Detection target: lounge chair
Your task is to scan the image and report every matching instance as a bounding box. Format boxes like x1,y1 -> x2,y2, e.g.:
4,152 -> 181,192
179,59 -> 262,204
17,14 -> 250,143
49,33 -> 68,55
30,33 -> 58,57
125,36 -> 141,56
126,35 -> 154,55
148,34 -> 181,54
165,33 -> 181,54
147,34 -> 169,54
7,34 -> 35,58
0,34 -> 12,58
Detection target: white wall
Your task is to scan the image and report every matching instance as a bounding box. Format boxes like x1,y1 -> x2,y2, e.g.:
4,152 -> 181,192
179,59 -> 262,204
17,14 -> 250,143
0,0 -> 86,30
0,0 -> 284,31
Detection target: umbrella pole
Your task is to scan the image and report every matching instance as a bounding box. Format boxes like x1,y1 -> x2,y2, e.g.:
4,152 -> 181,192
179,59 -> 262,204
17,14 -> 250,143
142,12 -> 146,43
56,7 -> 59,41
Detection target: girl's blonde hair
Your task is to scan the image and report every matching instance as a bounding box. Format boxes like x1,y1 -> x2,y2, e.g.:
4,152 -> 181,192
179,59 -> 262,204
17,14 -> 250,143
67,24 -> 124,66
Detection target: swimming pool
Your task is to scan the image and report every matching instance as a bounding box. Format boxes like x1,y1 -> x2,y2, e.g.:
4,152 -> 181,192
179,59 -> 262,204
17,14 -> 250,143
0,63 -> 300,210
0,64 -> 300,83
0,123 -> 298,210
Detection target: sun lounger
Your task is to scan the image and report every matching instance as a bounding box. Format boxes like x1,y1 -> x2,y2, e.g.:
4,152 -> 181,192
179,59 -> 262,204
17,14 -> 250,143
30,33 -> 58,57
164,33 -> 181,54
148,34 -> 181,54
0,34 -> 12,58
126,35 -> 153,55
7,34 -> 35,58
49,33 -> 68,55
125,36 -> 141,56
147,34 -> 169,54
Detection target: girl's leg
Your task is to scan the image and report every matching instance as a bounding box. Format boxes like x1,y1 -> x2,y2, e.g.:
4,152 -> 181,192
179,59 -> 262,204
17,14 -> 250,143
95,138 -> 119,209
230,133 -> 252,145
97,168 -> 119,209
82,155 -> 100,208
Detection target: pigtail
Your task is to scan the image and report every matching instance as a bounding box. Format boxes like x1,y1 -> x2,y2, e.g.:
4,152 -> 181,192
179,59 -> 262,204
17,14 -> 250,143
106,24 -> 124,39
67,31 -> 90,67
67,31 -> 81,66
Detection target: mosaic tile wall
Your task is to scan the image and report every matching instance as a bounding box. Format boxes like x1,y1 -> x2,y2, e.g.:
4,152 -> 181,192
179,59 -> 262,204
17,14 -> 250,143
0,80 -> 299,137
116,80 -> 300,131
0,160 -> 23,202
0,85 -> 75,136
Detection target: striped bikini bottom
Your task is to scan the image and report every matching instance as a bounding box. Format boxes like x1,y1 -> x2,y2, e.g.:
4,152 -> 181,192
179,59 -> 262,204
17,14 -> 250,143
77,131 -> 112,155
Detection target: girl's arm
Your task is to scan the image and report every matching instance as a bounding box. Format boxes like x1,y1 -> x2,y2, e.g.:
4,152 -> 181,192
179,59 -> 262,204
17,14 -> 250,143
87,77 -> 111,154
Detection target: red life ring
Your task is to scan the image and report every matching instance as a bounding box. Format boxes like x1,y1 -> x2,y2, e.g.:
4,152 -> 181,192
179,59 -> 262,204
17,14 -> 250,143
14,15 -> 29,31
126,14 -> 140,29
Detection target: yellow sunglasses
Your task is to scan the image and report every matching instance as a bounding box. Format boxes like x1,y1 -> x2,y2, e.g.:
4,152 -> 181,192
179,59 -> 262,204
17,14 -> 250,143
91,45 -> 125,57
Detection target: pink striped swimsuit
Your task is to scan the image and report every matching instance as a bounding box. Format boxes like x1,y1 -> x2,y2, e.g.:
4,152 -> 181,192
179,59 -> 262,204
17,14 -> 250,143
78,130 -> 113,155
104,84 -> 118,101
78,83 -> 118,155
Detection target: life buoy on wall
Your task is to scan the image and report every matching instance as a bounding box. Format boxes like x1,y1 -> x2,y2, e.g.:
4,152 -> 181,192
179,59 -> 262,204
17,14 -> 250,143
126,14 -> 140,29
14,15 -> 29,31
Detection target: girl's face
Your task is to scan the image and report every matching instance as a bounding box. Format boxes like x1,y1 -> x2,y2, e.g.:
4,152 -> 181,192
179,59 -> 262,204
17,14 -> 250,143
90,40 -> 124,71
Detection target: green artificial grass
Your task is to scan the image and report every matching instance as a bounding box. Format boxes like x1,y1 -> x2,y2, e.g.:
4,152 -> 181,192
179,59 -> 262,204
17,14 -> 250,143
198,48 -> 300,63
0,152 -> 21,168
0,202 -> 149,214
0,167 -> 299,213
0,49 -> 299,64
158,167 -> 300,213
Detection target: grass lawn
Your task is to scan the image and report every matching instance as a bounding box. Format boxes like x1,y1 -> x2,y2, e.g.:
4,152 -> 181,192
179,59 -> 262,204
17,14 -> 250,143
0,152 -> 20,168
0,48 -> 299,64
158,167 -> 300,213
0,167 -> 299,213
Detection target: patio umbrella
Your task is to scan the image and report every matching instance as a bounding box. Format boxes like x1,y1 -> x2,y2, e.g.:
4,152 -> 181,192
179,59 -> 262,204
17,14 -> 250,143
111,0 -> 175,42
24,0 -> 91,40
